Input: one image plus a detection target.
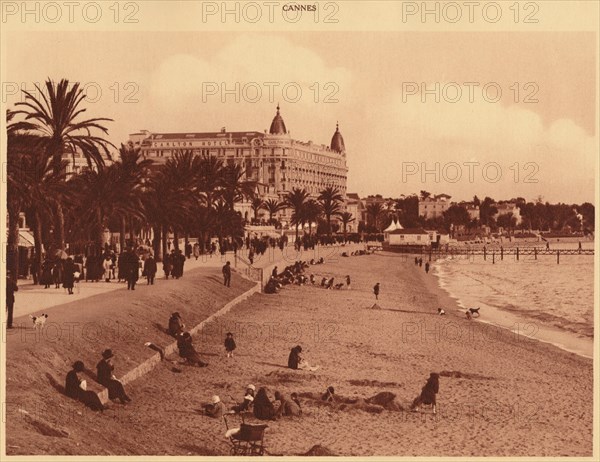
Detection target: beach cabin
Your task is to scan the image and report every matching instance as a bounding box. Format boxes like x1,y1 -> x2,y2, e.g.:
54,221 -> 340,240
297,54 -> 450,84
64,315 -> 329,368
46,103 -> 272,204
387,228 -> 430,246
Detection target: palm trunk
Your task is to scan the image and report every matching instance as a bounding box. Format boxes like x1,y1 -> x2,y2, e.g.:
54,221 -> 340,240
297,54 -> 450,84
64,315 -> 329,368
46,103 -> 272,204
152,225 -> 162,261
161,225 -> 168,258
7,204 -> 21,277
96,209 -> 104,250
173,230 -> 180,251
120,216 -> 126,252
55,202 -> 65,250
33,210 -> 43,281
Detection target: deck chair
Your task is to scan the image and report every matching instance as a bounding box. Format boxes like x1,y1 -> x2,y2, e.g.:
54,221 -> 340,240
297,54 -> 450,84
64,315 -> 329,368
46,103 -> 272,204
223,414 -> 268,456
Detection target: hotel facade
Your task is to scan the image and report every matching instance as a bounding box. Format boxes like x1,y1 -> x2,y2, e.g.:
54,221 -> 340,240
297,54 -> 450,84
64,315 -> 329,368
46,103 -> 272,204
129,105 -> 348,223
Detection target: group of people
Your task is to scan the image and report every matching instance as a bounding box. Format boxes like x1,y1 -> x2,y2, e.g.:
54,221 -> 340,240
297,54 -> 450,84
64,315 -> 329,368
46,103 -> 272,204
162,249 -> 186,280
414,257 -> 430,274
65,348 -> 132,410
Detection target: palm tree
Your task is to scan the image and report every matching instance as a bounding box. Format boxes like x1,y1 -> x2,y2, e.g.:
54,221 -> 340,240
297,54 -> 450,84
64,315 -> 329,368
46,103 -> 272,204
250,197 -> 264,224
339,212 -> 355,242
318,186 -> 344,237
112,143 -> 153,250
303,200 -> 322,235
285,187 -> 310,241
220,164 -> 255,211
263,198 -> 284,225
366,202 -> 385,232
14,78 -> 115,249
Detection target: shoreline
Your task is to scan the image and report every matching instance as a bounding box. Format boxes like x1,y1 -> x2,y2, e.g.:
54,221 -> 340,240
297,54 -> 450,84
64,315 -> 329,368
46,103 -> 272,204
5,252 -> 594,456
428,257 -> 594,359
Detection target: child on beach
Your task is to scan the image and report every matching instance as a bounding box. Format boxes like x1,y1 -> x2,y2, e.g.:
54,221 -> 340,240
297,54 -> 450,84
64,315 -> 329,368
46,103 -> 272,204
373,283 -> 380,300
346,275 -> 351,290
410,372 -> 440,414
224,332 -> 236,358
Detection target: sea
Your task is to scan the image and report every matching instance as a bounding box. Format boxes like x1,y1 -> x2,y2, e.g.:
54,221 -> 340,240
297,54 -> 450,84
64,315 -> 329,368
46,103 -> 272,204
433,242 -> 595,358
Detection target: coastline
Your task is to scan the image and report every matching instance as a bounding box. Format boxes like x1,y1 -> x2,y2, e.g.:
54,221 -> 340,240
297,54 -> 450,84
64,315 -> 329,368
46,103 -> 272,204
6,252 -> 594,456
429,257 -> 594,358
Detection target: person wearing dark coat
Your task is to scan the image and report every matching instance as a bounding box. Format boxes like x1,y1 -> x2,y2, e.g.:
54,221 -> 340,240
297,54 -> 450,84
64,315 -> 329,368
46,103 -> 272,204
41,259 -> 53,288
253,387 -> 276,421
410,372 -> 440,414
65,361 -> 104,410
123,249 -> 139,290
168,312 -> 185,337
6,272 -> 18,329
62,258 -> 76,294
373,282 -> 380,300
224,332 -> 236,358
163,252 -> 172,279
176,332 -> 208,367
96,349 -> 131,404
143,255 -> 157,285
52,260 -> 62,289
288,345 -> 302,370
222,261 -> 231,287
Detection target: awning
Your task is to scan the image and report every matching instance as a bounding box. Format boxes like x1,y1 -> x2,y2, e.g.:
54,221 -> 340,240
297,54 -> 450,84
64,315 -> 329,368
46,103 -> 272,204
18,230 -> 35,247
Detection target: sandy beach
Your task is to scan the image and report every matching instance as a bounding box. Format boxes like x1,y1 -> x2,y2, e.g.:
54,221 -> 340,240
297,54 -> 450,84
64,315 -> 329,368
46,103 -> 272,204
5,252 -> 594,456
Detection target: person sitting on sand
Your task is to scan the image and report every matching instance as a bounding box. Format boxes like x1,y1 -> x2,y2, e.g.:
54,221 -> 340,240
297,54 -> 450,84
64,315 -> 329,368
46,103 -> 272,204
204,395 -> 225,418
65,361 -> 104,411
253,387 -> 276,420
274,391 -> 302,418
231,384 -> 256,413
410,372 -> 439,414
168,312 -> 185,337
291,392 -> 302,415
345,275 -> 351,290
96,349 -> 131,404
322,386 -> 335,402
177,332 -> 208,367
288,345 -> 319,372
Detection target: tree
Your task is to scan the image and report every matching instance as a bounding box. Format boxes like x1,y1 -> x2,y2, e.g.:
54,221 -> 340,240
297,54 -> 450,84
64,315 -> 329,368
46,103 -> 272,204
420,190 -> 431,200
263,198 -> 284,225
318,186 -> 343,237
303,200 -> 322,235
479,197 -> 497,227
496,212 -> 517,235
285,188 -> 310,241
443,205 -> 471,236
14,79 -> 115,249
220,164 -> 255,211
250,197 -> 264,223
366,202 -> 385,232
339,212 -> 355,242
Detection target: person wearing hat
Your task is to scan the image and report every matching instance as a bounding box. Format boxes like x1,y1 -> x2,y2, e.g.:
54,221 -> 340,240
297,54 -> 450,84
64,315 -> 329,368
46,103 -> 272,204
176,332 -> 208,367
231,384 -> 255,413
96,349 -> 131,404
65,361 -> 104,411
224,332 -> 236,358
168,312 -> 185,337
274,390 -> 301,418
204,395 -> 225,418
143,253 -> 157,285
222,261 -> 231,287
6,270 -> 18,329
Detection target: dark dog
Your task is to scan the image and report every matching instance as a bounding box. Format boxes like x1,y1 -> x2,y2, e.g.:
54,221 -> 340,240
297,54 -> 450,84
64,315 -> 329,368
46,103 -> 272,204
410,372 -> 439,414
468,307 -> 481,317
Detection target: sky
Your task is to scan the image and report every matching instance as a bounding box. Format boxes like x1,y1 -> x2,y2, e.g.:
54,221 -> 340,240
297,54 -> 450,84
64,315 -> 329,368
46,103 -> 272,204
4,30 -> 597,204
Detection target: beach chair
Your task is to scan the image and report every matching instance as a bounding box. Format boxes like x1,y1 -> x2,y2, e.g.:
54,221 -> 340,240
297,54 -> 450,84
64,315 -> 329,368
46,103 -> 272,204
223,414 -> 268,456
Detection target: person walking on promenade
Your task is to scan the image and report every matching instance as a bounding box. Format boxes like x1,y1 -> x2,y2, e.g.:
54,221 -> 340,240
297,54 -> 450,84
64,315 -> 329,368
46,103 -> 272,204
163,252 -> 172,280
96,349 -> 131,404
193,243 -> 200,260
144,254 -> 157,285
425,262 -> 430,274
373,282 -> 380,300
418,258 -> 423,267
6,270 -> 18,329
222,261 -> 232,287
41,258 -> 53,288
63,257 -> 76,295
52,260 -> 62,289
124,248 -> 139,290
103,256 -> 112,282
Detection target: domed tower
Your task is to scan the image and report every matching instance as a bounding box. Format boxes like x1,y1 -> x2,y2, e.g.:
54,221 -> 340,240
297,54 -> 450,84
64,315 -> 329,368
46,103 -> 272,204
330,122 -> 345,153
269,104 -> 287,135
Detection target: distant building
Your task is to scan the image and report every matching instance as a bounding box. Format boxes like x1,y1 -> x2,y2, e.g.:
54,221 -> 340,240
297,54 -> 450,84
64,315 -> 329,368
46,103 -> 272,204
386,228 -> 430,246
494,202 -> 522,225
345,193 -> 362,233
129,105 -> 348,223
459,202 -> 481,222
419,194 -> 452,219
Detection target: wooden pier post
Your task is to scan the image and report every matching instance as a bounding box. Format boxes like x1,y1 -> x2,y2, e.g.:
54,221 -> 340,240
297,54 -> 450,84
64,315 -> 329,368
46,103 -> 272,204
492,251 -> 495,264
517,247 -> 520,261
557,250 -> 560,264
484,247 -> 487,261
501,246 -> 504,260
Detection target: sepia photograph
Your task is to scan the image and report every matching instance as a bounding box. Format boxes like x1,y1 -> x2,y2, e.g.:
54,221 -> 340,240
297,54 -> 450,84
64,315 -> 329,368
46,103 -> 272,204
1,1 -> 598,459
